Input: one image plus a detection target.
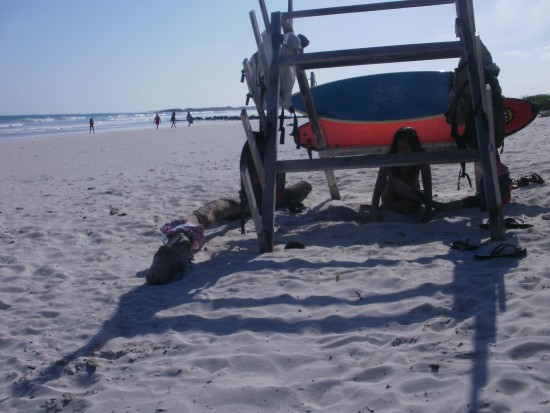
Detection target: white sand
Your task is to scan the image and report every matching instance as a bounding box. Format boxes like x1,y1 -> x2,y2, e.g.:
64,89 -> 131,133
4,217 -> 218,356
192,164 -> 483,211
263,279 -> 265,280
1,118 -> 550,412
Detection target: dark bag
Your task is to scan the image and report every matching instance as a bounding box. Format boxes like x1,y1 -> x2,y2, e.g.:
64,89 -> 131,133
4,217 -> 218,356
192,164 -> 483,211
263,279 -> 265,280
445,43 -> 505,150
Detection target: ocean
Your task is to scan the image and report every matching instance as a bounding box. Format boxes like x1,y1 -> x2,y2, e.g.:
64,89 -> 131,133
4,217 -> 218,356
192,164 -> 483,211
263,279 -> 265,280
0,109 -> 257,140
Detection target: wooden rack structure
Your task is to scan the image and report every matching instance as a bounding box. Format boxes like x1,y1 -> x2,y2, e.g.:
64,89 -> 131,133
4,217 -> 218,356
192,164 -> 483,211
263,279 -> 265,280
241,0 -> 506,253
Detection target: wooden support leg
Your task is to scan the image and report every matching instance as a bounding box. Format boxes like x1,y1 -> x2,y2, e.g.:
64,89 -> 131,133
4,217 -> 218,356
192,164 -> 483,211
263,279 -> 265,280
260,11 -> 283,253
295,70 -> 341,200
240,163 -> 264,249
241,110 -> 265,188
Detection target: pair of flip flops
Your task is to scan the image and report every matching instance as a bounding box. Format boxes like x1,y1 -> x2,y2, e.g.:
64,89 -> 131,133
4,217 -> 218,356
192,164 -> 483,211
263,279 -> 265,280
512,173 -> 545,188
479,218 -> 533,230
474,242 -> 527,260
450,239 -> 527,259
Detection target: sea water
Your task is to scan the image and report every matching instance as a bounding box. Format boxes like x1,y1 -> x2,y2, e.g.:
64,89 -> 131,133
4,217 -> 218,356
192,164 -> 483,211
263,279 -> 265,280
0,109 -> 257,141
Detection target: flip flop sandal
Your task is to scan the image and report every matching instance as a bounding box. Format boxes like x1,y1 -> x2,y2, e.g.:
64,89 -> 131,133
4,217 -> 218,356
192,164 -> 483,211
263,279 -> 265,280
475,243 -> 527,259
480,218 -> 534,229
512,176 -> 530,189
528,173 -> 545,184
503,218 -> 534,229
288,203 -> 306,213
450,239 -> 478,251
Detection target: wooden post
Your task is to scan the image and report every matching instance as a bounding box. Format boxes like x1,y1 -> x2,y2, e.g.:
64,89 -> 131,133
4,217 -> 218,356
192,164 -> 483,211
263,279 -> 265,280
249,11 -> 271,89
258,0 -> 271,32
455,0 -> 505,240
261,11 -> 283,253
241,109 -> 265,188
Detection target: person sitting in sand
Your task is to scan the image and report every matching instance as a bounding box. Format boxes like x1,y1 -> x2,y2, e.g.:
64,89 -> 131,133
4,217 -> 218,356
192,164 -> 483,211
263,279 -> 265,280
371,127 -> 433,222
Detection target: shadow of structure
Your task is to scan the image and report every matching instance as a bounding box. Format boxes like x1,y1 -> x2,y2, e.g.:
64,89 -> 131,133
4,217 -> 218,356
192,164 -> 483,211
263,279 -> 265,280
12,220 -> 518,413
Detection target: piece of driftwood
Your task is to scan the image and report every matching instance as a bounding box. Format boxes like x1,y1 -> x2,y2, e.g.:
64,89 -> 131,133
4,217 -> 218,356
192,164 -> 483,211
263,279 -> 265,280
145,180 -> 312,285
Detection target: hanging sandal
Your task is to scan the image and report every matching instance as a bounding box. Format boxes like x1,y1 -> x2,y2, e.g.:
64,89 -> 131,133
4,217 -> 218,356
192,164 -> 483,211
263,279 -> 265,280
475,243 -> 527,259
450,239 -> 478,251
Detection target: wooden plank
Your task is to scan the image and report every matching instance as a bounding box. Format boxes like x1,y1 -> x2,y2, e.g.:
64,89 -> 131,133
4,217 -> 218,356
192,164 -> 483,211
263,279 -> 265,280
258,0 -> 271,32
295,70 -> 341,200
240,164 -> 264,249
281,41 -> 463,70
242,59 -> 268,132
322,142 -> 458,157
249,10 -> 271,89
276,149 -> 481,173
284,0 -> 455,19
261,11 -> 283,253
241,110 -> 265,189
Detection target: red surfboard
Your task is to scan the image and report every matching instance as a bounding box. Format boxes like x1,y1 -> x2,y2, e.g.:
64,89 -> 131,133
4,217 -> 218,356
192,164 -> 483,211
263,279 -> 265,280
296,97 -> 538,151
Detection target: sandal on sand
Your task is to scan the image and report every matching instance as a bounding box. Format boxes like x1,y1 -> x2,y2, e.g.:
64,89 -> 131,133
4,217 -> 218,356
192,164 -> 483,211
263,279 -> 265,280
512,176 -> 530,189
480,218 -> 533,230
450,239 -> 478,251
528,173 -> 545,184
475,243 -> 527,260
512,173 -> 545,188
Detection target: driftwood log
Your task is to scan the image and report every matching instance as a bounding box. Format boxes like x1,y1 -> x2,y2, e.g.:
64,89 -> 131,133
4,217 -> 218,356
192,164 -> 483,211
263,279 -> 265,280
146,181 -> 312,285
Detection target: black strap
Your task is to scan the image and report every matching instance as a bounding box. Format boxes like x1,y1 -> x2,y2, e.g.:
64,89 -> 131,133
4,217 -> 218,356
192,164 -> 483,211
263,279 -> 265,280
239,186 -> 246,235
457,163 -> 472,190
279,107 -> 285,145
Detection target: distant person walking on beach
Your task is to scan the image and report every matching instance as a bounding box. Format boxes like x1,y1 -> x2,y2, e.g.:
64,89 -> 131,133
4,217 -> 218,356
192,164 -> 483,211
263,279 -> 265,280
154,114 -> 161,129
186,111 -> 194,127
170,112 -> 177,128
89,118 -> 95,134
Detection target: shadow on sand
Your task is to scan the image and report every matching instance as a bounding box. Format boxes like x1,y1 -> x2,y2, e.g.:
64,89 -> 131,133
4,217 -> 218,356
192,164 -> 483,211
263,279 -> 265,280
12,218 -> 520,412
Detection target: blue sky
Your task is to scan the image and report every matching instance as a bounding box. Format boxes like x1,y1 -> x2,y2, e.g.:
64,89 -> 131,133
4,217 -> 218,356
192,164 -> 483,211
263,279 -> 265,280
1,0 -> 549,115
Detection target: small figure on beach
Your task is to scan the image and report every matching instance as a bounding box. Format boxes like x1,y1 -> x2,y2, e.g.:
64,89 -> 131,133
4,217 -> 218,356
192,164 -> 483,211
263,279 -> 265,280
154,114 -> 161,129
170,112 -> 177,128
186,111 -> 194,127
371,127 -> 433,222
89,118 -> 95,134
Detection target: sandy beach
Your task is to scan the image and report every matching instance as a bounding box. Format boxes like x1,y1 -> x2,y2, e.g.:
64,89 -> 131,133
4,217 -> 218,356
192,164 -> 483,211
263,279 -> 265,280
1,117 -> 549,412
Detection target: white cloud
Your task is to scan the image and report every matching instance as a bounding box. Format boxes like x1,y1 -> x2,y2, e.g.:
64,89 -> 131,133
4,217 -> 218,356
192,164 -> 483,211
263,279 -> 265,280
503,50 -> 530,58
540,44 -> 550,62
478,0 -> 550,45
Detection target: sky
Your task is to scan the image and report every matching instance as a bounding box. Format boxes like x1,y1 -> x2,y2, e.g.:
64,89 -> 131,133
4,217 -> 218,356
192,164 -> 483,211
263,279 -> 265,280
1,0 -> 549,116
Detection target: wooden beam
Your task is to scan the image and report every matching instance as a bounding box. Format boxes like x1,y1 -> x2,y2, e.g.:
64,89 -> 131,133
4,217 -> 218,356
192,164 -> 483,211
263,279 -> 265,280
240,164 -> 264,248
242,59 -> 268,132
241,110 -> 265,189
281,41 -> 463,70
277,149 -> 480,173
249,11 -> 271,89
284,0 -> 454,19
258,0 -> 271,32
456,0 -> 505,241
261,11 -> 283,253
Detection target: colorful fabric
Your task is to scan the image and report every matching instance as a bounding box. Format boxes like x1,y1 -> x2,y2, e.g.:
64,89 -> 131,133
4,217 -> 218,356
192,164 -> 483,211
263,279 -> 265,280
161,219 -> 205,253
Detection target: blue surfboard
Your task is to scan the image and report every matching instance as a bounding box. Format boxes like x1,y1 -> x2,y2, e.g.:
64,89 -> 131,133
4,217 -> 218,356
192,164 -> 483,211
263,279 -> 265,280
290,71 -> 453,122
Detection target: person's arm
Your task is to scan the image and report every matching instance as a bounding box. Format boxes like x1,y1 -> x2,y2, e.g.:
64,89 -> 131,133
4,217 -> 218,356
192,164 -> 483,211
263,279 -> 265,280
420,164 -> 433,221
371,167 -> 389,220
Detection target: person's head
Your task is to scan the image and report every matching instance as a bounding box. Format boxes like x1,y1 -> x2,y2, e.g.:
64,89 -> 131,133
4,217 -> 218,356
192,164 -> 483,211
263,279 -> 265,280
389,127 -> 424,154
